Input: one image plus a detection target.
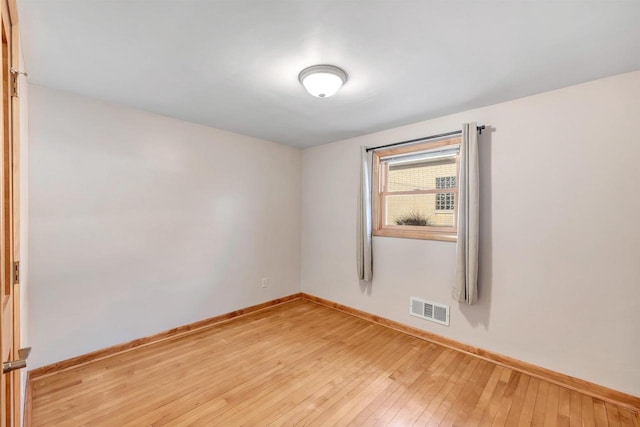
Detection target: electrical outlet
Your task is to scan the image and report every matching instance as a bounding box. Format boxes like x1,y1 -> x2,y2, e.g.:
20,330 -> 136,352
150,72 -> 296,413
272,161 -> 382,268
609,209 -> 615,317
261,277 -> 268,288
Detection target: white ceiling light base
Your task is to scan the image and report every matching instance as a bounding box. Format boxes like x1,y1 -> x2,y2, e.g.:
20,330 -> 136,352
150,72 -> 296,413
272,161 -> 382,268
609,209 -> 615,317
298,64 -> 348,98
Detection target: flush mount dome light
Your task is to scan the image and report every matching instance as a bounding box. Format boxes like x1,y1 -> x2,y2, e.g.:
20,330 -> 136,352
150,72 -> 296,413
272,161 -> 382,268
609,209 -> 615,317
298,64 -> 348,98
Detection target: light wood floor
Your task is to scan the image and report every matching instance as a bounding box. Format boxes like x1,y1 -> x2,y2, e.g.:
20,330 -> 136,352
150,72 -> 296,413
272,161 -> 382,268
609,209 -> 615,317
31,299 -> 638,426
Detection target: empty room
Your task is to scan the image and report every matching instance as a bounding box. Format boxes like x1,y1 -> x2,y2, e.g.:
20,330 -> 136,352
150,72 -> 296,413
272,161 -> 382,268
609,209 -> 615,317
0,0 -> 638,425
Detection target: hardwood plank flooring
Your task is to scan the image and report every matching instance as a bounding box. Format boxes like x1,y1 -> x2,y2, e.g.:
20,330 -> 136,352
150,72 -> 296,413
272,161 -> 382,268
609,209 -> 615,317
30,299 -> 638,426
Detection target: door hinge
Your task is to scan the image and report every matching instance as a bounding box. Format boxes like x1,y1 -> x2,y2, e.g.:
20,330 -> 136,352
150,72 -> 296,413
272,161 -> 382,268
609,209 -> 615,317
9,68 -> 28,98
10,70 -> 18,97
13,261 -> 19,284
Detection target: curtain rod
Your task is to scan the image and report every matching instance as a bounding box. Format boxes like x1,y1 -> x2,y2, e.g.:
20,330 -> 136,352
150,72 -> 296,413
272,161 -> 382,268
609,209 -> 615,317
365,125 -> 485,152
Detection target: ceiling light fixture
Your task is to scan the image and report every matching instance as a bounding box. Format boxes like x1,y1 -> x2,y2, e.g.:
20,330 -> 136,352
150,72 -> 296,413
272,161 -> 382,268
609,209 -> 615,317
298,64 -> 348,98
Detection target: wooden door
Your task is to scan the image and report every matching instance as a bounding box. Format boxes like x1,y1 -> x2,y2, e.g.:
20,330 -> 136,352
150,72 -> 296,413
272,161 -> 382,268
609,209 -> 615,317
0,0 -> 20,424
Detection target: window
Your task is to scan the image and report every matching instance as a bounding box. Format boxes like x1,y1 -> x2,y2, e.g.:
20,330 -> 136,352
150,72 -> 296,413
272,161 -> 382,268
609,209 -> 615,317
373,137 -> 460,241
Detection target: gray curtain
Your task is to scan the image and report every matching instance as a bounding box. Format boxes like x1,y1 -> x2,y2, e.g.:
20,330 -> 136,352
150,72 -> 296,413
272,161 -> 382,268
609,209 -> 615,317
453,123 -> 479,304
357,146 -> 373,281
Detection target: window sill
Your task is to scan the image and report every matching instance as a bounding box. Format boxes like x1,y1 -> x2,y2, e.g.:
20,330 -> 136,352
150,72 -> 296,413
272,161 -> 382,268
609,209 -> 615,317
374,227 -> 457,242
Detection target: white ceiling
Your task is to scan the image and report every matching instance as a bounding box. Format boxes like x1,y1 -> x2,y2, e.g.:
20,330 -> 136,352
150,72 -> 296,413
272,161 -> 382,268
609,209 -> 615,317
17,1 -> 640,148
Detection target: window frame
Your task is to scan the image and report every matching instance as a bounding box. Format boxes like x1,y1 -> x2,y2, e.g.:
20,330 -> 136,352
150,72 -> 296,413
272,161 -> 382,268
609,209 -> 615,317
372,136 -> 461,242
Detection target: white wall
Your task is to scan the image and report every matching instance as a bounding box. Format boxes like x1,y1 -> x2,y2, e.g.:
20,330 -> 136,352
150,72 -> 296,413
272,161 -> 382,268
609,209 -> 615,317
28,84 -> 302,369
301,70 -> 640,396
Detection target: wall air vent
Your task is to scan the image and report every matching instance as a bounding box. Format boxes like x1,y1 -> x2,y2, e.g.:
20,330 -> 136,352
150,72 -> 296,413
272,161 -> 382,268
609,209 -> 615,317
409,296 -> 450,326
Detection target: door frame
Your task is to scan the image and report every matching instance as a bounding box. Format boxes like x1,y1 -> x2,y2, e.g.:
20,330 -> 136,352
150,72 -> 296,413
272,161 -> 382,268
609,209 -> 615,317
0,0 -> 20,424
